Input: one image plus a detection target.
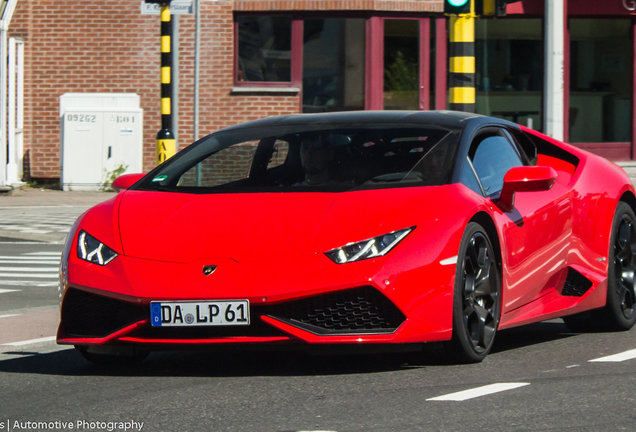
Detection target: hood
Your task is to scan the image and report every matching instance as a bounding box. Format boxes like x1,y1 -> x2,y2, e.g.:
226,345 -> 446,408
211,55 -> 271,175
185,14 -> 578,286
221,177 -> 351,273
117,187 -> 446,263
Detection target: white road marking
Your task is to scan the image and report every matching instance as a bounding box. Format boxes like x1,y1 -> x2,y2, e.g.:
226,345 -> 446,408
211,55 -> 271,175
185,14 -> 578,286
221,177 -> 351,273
589,349 -> 636,363
0,267 -> 59,272
440,256 -> 458,265
0,289 -> 20,294
0,281 -> 57,287
0,273 -> 59,279
23,252 -> 61,256
0,314 -> 20,319
2,336 -> 56,346
427,383 -> 531,401
0,256 -> 60,260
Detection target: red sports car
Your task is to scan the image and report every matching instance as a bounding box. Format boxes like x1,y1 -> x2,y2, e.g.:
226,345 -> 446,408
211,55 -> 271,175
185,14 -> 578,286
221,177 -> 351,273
57,111 -> 636,363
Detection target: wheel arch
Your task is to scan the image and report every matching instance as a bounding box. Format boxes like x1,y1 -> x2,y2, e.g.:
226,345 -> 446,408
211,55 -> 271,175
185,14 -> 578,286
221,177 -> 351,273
468,211 -> 502,278
620,190 -> 636,216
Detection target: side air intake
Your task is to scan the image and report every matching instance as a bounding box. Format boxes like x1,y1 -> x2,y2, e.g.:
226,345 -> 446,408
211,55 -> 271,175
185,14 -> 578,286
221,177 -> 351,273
561,268 -> 593,297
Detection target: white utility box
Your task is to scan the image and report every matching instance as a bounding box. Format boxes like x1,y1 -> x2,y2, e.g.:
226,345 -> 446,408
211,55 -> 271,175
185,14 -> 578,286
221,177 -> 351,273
60,93 -> 143,191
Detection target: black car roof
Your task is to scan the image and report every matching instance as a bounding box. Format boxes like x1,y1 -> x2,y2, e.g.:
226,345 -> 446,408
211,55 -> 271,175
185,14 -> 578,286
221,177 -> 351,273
219,110 -> 518,133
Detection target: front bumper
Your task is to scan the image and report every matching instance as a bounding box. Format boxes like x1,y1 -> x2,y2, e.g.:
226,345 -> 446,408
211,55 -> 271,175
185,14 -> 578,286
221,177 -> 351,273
57,285 -> 413,345
59,233 -> 458,347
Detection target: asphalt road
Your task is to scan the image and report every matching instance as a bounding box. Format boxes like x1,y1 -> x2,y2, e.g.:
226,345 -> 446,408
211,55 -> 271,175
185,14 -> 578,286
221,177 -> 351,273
1,242 -> 636,432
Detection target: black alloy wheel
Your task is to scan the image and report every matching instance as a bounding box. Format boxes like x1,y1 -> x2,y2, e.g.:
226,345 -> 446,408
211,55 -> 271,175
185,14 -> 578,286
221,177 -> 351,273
564,202 -> 636,332
450,222 -> 501,363
605,202 -> 636,329
613,214 -> 636,318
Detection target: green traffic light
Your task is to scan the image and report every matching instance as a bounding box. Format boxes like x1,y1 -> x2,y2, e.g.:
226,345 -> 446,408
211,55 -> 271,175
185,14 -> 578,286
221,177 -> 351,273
448,0 -> 469,6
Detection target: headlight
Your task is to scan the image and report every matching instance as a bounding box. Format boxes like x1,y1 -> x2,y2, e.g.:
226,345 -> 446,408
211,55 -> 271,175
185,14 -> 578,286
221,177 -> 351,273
325,227 -> 415,264
77,230 -> 118,265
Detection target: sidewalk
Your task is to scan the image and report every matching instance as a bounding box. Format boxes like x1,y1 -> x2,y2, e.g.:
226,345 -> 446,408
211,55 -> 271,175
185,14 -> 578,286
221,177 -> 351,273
0,188 -> 115,207
0,188 -> 116,242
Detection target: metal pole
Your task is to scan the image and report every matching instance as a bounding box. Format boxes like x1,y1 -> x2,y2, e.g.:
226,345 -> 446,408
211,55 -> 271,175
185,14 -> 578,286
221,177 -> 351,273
544,0 -> 565,141
7,37 -> 16,182
448,4 -> 476,113
0,0 -> 17,187
0,25 -> 7,186
194,0 -> 201,185
156,2 -> 176,165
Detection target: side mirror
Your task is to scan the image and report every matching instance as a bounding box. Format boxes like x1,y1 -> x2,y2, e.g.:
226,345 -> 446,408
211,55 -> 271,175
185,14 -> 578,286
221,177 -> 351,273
496,166 -> 557,212
111,173 -> 144,193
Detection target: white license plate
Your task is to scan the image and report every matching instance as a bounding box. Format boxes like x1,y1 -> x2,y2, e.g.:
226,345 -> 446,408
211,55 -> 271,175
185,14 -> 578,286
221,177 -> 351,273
150,300 -> 250,327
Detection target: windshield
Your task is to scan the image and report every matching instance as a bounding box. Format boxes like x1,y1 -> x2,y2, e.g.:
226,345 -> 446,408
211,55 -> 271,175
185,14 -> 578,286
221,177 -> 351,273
135,124 -> 461,193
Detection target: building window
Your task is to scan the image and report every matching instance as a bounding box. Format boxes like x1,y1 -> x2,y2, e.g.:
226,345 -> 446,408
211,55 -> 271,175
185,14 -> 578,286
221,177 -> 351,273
234,14 -> 436,111
475,19 -> 543,131
237,16 -> 292,83
569,19 -> 632,143
384,19 -> 419,110
302,18 -> 365,113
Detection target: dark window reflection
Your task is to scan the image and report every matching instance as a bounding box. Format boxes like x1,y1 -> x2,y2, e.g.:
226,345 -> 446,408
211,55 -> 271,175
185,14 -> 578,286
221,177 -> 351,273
384,20 -> 419,110
569,19 -> 632,143
475,19 -> 543,131
303,19 -> 365,113
237,16 -> 292,82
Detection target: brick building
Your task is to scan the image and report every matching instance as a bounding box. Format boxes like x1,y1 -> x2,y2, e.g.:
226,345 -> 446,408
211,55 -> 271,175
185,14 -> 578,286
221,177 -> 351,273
4,0 -> 636,184
7,0 -> 443,184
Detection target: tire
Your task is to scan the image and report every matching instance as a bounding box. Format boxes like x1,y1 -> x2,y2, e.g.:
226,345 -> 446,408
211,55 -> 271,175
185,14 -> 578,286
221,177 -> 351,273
76,345 -> 149,365
604,202 -> 636,330
564,202 -> 636,332
448,222 -> 501,363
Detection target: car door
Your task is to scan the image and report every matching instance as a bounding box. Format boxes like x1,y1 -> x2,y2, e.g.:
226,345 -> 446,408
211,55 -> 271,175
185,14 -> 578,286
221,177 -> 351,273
468,127 -> 572,314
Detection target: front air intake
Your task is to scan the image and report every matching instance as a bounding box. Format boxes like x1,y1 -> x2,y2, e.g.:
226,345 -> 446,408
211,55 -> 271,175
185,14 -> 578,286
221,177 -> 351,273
62,288 -> 147,337
266,286 -> 406,335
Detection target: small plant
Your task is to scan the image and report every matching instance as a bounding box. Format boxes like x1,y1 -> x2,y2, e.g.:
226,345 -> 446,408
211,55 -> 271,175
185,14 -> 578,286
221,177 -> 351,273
384,50 -> 418,92
101,164 -> 128,192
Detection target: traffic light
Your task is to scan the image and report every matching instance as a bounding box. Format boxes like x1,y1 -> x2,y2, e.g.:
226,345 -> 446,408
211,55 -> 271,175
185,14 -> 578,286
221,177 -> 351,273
444,0 -> 471,15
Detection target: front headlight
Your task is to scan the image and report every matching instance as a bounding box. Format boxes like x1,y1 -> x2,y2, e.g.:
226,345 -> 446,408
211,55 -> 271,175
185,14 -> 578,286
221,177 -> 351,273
77,230 -> 118,265
325,227 -> 415,264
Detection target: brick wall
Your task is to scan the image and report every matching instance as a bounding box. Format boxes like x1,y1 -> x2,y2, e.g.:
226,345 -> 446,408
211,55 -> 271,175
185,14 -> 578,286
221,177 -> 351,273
9,0 -> 443,180
10,0 -> 162,178
234,0 -> 443,11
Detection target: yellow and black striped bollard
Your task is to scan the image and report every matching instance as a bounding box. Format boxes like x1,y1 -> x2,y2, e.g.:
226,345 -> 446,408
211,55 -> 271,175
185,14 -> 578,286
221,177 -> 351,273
448,13 -> 475,113
156,3 -> 176,166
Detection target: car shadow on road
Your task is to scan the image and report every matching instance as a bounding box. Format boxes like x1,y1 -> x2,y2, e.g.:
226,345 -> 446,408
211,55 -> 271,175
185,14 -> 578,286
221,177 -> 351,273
0,320 -> 579,377
0,346 -> 422,377
490,319 -> 576,354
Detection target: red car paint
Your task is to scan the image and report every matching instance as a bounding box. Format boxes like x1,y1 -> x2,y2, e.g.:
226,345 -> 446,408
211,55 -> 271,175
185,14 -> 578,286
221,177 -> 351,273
56,115 -> 636,353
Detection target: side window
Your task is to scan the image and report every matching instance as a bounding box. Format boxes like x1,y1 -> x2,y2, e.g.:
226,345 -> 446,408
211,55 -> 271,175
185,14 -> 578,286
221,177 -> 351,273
471,135 -> 523,196
267,140 -> 289,170
460,159 -> 483,195
506,128 -> 537,166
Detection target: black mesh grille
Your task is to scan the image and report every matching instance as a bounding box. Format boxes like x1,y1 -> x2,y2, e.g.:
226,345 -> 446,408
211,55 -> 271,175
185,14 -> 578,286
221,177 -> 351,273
561,268 -> 593,297
62,288 -> 147,337
265,286 -> 405,334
